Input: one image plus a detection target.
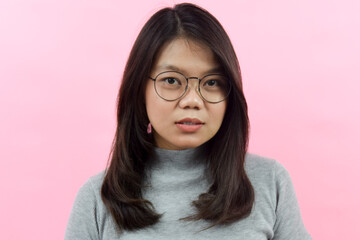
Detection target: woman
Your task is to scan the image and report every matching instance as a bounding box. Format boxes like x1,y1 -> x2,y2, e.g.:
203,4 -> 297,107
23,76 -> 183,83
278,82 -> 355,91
65,3 -> 311,239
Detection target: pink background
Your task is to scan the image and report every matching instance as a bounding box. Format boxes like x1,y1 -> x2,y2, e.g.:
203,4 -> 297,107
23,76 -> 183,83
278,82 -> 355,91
1,0 -> 359,239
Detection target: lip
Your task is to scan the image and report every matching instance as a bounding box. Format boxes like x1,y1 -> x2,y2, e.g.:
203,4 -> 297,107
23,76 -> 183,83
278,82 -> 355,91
175,118 -> 204,133
176,118 -> 204,124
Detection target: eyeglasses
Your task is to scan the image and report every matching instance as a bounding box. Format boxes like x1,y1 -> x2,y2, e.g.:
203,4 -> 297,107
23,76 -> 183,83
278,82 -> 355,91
149,71 -> 231,103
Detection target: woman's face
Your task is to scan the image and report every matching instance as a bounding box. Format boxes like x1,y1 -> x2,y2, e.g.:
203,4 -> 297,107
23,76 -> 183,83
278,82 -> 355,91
145,37 -> 227,150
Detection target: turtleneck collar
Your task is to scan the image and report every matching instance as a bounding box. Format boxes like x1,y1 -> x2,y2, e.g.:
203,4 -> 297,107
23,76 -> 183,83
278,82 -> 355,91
144,144 -> 210,193
149,145 -> 206,170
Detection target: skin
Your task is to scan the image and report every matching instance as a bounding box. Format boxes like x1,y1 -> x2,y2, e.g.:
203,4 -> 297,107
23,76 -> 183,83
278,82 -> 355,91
145,37 -> 227,150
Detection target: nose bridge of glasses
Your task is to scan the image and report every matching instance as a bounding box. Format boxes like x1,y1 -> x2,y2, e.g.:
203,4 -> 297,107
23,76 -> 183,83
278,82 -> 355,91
185,77 -> 201,89
181,77 -> 204,103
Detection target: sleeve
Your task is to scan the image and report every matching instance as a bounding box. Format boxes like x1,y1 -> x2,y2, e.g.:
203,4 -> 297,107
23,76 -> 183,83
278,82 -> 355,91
64,178 -> 100,240
272,161 -> 312,240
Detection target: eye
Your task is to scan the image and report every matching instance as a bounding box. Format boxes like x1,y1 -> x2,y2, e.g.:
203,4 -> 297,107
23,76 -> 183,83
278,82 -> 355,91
201,75 -> 228,92
204,79 -> 218,87
164,77 -> 180,85
203,78 -> 224,88
155,72 -> 186,92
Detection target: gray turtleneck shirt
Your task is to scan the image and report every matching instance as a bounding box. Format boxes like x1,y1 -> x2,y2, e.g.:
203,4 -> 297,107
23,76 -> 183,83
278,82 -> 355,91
65,148 -> 311,239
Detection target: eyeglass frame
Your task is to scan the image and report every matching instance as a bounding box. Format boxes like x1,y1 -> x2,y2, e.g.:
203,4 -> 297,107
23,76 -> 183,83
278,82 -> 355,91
148,71 -> 231,104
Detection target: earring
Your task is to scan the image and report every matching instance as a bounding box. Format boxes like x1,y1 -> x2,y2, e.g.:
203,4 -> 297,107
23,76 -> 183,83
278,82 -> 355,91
147,123 -> 152,134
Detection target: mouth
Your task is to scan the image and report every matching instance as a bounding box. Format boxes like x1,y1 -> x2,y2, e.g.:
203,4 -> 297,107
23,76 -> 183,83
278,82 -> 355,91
175,118 -> 205,125
178,122 -> 201,125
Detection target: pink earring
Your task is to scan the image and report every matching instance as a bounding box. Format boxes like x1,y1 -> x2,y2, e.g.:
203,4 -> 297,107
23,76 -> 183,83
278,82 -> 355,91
147,123 -> 152,134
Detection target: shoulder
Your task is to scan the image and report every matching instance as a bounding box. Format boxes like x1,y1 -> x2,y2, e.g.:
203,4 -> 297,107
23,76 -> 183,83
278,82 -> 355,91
87,170 -> 106,191
244,153 -> 290,180
72,170 -> 106,208
77,170 -> 106,193
244,153 -> 294,200
245,153 -> 275,171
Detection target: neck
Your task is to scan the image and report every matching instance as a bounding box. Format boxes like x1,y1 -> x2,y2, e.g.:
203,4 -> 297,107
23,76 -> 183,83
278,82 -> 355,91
150,145 -> 206,170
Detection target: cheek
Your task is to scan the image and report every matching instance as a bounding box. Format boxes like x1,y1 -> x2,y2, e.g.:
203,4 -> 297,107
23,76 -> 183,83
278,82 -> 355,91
145,82 -> 171,125
210,103 -> 227,127
145,81 -> 156,119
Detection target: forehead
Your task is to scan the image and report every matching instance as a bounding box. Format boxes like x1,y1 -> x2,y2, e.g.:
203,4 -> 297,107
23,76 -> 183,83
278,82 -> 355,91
152,37 -> 221,75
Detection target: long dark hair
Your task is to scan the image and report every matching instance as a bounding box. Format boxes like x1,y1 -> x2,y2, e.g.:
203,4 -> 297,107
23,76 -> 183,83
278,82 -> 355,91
101,3 -> 254,232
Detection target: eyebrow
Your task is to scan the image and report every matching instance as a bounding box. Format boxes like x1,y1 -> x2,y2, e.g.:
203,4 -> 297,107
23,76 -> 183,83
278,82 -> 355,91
155,64 -> 223,75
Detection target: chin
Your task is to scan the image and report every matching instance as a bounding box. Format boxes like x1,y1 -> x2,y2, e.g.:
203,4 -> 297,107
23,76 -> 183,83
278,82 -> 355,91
154,131 -> 211,150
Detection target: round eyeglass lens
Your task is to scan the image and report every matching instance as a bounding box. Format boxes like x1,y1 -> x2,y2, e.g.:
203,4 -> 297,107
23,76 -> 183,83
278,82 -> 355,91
154,72 -> 187,101
199,74 -> 230,103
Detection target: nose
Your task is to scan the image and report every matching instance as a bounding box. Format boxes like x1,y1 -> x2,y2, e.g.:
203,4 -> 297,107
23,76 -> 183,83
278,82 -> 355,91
178,78 -> 204,109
